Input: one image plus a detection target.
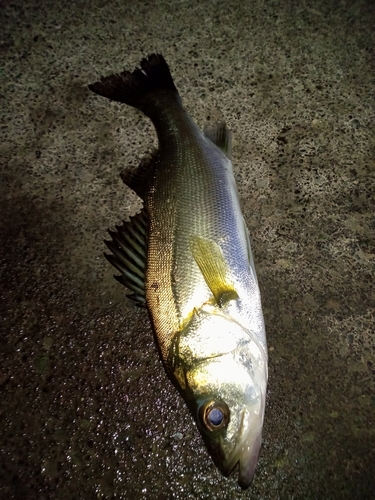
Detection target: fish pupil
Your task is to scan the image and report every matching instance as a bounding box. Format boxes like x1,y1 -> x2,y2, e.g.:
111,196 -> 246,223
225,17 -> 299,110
208,407 -> 224,426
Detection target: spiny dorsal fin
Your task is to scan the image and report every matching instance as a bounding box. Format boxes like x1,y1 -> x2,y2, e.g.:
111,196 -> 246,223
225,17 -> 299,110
104,207 -> 148,307
120,149 -> 158,201
190,236 -> 238,306
203,122 -> 232,159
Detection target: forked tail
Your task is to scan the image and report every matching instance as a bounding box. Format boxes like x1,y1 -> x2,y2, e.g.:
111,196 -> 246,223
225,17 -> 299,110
89,54 -> 181,115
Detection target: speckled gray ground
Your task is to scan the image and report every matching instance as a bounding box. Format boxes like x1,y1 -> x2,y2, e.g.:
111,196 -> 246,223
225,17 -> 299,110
1,0 -> 374,499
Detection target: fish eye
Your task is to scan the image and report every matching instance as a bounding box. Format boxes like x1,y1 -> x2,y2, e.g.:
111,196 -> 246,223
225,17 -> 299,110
200,401 -> 229,431
208,407 -> 224,426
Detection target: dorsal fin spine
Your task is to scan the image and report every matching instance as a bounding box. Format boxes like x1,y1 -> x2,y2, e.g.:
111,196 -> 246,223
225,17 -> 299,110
104,208 -> 148,305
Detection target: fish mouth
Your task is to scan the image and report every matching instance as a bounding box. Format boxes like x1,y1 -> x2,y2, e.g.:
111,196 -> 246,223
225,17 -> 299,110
237,431 -> 262,488
218,407 -> 264,489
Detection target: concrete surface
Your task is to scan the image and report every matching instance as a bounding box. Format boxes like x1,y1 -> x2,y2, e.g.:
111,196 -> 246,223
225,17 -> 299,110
1,0 -> 374,498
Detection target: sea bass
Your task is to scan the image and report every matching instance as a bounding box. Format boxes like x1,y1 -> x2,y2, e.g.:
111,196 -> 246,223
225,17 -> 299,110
89,54 -> 268,488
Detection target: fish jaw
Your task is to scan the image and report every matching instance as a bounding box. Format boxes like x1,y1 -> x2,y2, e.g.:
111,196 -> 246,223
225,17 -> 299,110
219,396 -> 266,488
170,309 -> 268,488
238,419 -> 263,488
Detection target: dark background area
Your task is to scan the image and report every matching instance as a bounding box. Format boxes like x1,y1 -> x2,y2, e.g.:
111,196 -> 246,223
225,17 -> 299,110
1,0 -> 374,498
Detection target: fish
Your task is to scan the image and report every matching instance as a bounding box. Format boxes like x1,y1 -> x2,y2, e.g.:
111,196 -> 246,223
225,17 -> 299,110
89,54 -> 268,488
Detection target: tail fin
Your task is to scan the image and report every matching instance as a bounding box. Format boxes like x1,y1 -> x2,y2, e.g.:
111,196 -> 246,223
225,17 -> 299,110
89,54 -> 181,112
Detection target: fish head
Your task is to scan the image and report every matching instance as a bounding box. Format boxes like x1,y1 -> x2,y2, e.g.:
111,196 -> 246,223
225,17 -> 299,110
170,307 -> 268,488
190,354 -> 267,488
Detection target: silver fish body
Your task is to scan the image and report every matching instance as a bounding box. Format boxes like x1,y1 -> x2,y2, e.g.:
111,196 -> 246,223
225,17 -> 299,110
90,54 -> 268,488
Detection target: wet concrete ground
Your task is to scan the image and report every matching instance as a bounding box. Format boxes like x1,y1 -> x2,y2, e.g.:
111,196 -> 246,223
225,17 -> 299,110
1,0 -> 374,498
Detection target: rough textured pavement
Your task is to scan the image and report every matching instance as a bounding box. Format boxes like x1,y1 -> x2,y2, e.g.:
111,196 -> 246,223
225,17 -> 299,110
1,0 -> 374,498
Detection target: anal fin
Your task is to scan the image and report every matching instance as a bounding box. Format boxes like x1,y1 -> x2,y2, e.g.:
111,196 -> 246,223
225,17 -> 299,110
203,122 -> 232,160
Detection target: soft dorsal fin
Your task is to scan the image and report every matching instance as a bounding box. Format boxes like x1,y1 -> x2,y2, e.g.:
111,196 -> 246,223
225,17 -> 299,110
203,122 -> 232,159
190,236 -> 238,306
104,207 -> 148,306
120,149 -> 158,201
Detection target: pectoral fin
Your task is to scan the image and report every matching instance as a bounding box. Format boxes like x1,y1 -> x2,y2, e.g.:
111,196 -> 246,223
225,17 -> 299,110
190,236 -> 238,306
